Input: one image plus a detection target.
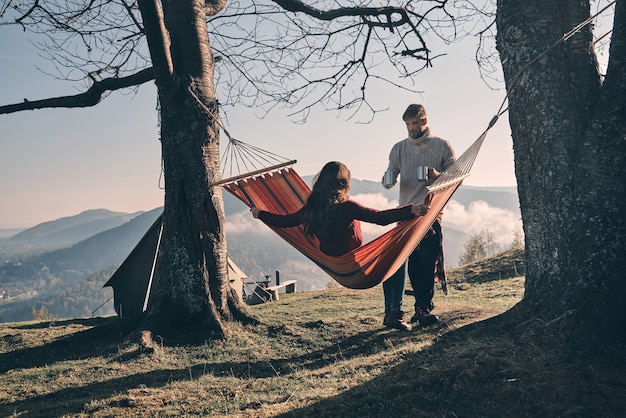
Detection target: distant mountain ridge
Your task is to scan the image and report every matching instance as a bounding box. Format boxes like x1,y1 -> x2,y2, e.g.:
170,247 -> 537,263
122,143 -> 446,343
0,209 -> 163,323
9,209 -> 146,245
1,178 -> 519,269
451,186 -> 520,215
2,180 -> 518,239
0,179 -> 519,323
225,177 -> 520,216
31,207 -> 163,272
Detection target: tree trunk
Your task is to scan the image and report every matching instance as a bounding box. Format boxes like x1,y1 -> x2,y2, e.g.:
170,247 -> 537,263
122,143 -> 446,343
496,0 -> 626,345
139,0 -> 255,340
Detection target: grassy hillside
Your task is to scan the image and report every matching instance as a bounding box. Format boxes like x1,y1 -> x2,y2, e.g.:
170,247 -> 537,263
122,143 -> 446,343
447,245 -> 525,284
1,248 -> 623,417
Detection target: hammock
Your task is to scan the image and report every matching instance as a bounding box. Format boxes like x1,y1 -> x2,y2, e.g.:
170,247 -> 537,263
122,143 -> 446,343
217,118 -> 496,289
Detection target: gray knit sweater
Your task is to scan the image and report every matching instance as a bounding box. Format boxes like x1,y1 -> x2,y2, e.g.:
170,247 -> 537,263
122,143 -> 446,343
384,127 -> 456,206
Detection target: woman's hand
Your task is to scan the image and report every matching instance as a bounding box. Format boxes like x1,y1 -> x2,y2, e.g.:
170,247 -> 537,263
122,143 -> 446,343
410,203 -> 430,217
250,207 -> 261,218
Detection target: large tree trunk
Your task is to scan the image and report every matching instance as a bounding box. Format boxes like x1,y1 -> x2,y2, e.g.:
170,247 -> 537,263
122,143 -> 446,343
496,0 -> 626,345
139,0 -> 255,340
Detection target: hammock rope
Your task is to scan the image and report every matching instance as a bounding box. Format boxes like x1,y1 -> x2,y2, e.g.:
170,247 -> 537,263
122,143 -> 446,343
428,113 -> 500,193
212,123 -> 297,186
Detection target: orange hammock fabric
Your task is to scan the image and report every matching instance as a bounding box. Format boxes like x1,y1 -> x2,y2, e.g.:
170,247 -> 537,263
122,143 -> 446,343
223,168 -> 463,289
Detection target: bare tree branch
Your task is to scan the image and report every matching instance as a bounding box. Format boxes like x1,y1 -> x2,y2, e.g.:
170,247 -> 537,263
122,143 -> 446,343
271,0 -> 411,24
138,0 -> 174,92
1,0 -> 491,120
205,0 -> 228,16
0,68 -> 154,114
206,0 -> 462,121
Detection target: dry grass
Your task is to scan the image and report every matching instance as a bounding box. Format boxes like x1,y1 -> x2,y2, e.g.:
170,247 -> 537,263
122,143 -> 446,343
1,249 -> 624,417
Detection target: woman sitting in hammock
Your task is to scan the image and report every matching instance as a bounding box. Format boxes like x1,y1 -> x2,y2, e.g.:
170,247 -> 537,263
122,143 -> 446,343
250,161 -> 429,257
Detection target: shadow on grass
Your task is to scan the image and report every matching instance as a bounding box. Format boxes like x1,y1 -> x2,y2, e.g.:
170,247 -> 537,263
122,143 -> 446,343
13,316 -> 119,330
0,368 -> 185,418
276,312 -> 626,418
5,303 -> 623,417
0,314 -> 436,416
0,316 -> 140,373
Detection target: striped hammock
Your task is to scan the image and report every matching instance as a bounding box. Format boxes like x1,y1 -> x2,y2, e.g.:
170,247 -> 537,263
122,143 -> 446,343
219,118 -> 494,289
223,168 -> 460,289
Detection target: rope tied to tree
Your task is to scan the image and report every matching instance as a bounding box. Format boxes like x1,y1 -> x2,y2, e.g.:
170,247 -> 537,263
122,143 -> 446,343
176,81 -> 296,186
499,0 -> 615,109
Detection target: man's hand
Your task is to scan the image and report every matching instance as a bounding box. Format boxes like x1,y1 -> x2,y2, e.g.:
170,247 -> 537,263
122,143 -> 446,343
428,168 -> 442,179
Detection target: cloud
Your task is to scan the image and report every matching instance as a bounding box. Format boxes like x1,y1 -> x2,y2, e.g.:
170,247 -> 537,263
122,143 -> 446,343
226,211 -> 273,234
351,193 -> 400,240
444,200 -> 521,246
225,194 -> 522,247
346,194 -> 522,246
350,193 -> 399,209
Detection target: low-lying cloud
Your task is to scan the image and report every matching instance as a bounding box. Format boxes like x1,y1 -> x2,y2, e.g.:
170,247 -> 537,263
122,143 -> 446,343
226,210 -> 263,234
444,200 -> 521,246
226,193 -> 521,247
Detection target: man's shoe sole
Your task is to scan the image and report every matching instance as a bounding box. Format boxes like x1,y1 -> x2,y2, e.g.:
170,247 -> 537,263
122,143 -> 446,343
384,322 -> 412,331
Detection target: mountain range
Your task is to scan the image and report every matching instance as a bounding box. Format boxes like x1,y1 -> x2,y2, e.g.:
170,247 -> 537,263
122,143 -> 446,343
0,180 -> 519,323
9,209 -> 145,245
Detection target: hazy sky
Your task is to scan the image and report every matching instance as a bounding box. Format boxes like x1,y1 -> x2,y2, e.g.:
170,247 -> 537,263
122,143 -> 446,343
0,24 -> 517,229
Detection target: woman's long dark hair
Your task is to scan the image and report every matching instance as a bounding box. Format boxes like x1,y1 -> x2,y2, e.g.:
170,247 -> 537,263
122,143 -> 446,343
304,161 -> 351,236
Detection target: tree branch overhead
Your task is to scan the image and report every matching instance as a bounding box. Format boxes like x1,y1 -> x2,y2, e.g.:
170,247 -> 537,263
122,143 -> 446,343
3,0 -> 459,119
0,68 -> 154,115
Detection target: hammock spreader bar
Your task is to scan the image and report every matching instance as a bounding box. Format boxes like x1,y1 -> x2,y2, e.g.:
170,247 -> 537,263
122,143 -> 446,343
211,159 -> 297,187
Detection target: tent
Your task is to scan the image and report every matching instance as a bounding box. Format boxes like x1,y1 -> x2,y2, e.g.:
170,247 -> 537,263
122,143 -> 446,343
104,215 -> 247,318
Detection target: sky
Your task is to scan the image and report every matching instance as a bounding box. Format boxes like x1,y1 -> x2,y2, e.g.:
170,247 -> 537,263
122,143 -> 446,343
0,24 -> 517,229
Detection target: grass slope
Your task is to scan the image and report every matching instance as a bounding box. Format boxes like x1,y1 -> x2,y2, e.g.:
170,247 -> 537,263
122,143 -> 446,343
0,249 -> 624,417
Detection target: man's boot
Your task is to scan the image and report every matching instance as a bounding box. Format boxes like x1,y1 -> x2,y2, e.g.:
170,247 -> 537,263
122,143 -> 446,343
383,309 -> 412,331
410,305 -> 439,326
